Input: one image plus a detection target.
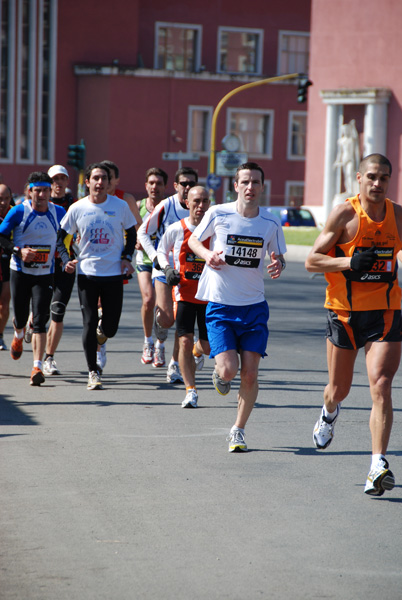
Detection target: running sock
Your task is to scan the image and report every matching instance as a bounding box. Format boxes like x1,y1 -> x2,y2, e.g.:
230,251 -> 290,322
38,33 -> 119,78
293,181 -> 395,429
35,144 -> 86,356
371,454 -> 386,469
15,330 -> 24,340
144,336 -> 153,344
231,425 -> 245,434
34,360 -> 43,370
186,386 -> 197,392
323,405 -> 338,422
155,339 -> 164,349
45,354 -> 53,360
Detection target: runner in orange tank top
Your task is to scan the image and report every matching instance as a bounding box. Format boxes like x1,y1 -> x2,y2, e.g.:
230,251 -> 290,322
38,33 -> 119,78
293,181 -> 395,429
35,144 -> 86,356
306,153 -> 402,496
157,185 -> 211,408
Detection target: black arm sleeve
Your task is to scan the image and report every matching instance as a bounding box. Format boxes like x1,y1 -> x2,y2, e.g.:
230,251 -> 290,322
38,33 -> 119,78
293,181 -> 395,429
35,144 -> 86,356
0,233 -> 14,254
123,226 -> 137,257
56,229 -> 71,268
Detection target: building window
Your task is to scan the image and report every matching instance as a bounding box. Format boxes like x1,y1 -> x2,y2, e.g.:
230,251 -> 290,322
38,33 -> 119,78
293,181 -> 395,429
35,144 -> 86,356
287,111 -> 307,160
0,0 -> 15,161
227,108 -> 274,156
187,106 -> 212,154
278,31 -> 309,75
37,0 -> 57,163
155,22 -> 202,72
16,0 -> 36,162
217,27 -> 263,75
285,181 -> 305,206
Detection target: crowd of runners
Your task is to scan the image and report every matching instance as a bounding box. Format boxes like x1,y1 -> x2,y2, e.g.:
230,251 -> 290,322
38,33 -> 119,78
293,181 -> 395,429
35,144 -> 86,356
0,154 -> 401,497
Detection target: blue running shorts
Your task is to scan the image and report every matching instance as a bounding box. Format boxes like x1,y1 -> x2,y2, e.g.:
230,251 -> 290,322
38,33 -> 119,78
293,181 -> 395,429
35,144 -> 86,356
205,300 -> 269,358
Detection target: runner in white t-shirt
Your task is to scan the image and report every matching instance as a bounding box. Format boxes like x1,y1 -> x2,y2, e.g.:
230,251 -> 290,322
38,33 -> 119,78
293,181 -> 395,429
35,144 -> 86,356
137,167 -> 198,384
57,163 -> 137,390
189,162 -> 287,452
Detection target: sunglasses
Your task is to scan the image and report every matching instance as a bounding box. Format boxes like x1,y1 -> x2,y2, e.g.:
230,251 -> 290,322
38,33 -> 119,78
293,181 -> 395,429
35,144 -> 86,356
178,181 -> 197,188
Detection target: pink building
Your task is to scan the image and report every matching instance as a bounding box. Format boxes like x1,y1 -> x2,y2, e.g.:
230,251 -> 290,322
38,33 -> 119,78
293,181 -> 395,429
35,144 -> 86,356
0,0 -> 310,204
305,0 -> 402,220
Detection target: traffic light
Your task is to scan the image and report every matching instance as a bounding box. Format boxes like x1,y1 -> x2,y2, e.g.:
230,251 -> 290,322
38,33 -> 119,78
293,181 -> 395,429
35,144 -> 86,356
297,77 -> 312,103
67,142 -> 86,170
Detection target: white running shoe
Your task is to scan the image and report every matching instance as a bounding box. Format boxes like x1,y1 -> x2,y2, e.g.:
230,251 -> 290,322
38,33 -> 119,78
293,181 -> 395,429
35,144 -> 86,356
87,370 -> 103,390
153,309 -> 168,342
141,342 -> 154,365
227,429 -> 247,452
212,369 -> 231,395
194,353 -> 204,371
182,388 -> 198,408
96,342 -> 107,372
0,335 -> 8,351
364,458 -> 395,496
167,361 -> 183,383
313,405 -> 340,449
153,346 -> 165,368
24,313 -> 34,344
43,356 -> 60,376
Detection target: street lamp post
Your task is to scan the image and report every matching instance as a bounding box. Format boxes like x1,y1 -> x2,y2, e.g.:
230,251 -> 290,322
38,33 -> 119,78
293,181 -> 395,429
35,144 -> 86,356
208,72 -> 301,175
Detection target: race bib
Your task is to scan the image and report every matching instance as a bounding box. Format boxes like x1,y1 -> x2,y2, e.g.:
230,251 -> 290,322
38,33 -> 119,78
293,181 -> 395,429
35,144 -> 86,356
24,245 -> 51,269
184,252 -> 205,280
225,235 -> 264,268
344,246 -> 395,282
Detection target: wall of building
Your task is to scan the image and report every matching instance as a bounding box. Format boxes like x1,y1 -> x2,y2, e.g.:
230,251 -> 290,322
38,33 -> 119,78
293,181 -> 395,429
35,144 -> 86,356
305,0 -> 402,207
1,0 -> 310,204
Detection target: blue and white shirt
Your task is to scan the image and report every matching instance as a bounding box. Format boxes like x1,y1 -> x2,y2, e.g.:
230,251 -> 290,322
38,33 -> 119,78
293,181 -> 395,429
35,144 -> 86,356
0,200 -> 66,275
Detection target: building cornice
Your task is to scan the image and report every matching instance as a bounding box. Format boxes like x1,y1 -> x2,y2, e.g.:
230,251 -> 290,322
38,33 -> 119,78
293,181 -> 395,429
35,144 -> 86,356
320,88 -> 392,105
73,64 -> 294,85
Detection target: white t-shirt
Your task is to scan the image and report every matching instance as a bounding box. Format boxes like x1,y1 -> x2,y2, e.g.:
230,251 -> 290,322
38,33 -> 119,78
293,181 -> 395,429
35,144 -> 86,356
60,195 -> 137,276
193,202 -> 286,306
137,193 -> 189,278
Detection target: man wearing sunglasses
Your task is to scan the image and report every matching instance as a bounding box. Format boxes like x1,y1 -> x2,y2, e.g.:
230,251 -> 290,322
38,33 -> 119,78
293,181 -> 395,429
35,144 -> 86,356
137,167 -> 198,382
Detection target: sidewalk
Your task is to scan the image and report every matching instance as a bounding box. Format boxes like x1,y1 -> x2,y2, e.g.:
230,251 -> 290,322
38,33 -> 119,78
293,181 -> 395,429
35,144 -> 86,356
285,244 -> 311,263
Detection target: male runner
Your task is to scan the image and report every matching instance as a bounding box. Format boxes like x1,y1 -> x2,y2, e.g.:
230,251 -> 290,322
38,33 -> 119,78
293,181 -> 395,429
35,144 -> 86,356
42,164 -> 76,376
306,153 -> 402,496
57,163 -> 137,390
137,167 -> 198,382
0,172 -> 66,385
136,167 -> 168,364
189,162 -> 286,452
97,159 -> 142,370
157,185 -> 210,408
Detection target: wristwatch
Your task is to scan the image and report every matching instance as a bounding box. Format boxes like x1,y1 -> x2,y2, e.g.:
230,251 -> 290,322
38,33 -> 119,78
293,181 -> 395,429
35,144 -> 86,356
278,257 -> 286,270
12,246 -> 21,257
121,254 -> 133,262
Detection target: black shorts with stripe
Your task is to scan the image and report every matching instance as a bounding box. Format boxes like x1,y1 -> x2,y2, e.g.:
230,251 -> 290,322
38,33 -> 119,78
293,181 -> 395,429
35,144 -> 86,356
326,309 -> 402,350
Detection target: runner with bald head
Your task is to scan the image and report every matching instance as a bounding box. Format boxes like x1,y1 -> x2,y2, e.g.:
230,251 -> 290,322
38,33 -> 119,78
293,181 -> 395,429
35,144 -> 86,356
306,153 -> 402,496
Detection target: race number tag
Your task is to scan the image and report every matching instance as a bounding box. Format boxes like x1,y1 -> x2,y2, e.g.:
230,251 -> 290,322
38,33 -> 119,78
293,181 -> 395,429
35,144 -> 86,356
184,252 -> 205,280
225,235 -> 264,268
24,245 -> 51,268
346,246 -> 395,282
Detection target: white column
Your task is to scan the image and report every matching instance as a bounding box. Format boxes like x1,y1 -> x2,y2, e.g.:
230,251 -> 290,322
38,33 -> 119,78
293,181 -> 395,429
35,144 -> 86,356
363,102 -> 388,156
323,103 -> 342,220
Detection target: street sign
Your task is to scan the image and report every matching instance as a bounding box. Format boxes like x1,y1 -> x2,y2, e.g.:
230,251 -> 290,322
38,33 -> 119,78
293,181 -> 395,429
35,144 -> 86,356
162,152 -> 200,161
206,173 -> 222,191
216,151 -> 248,176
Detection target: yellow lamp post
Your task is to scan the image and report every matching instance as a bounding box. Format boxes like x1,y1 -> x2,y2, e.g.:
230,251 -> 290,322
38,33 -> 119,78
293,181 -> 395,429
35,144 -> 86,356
209,72 -> 301,175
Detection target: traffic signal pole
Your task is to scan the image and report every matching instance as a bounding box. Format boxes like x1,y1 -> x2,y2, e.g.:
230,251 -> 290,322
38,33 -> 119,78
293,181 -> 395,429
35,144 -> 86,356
208,72 -> 301,175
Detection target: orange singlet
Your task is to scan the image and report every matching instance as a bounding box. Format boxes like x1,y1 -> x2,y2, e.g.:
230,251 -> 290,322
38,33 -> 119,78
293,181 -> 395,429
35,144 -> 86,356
325,195 -> 402,311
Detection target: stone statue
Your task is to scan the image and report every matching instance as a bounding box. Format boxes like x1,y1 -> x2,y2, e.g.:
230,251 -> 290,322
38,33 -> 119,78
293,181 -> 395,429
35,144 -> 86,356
333,119 -> 360,196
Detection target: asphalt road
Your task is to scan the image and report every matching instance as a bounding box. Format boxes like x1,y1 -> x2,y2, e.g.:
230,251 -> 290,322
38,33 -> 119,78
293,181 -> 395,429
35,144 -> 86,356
1,261 -> 402,600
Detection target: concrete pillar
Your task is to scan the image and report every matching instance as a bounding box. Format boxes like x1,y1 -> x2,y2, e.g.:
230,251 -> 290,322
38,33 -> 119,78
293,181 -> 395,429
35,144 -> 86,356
363,102 -> 388,157
323,103 -> 342,220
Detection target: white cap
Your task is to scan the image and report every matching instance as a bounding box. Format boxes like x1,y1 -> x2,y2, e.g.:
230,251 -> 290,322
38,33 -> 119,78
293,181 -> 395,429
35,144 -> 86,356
48,165 -> 69,178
